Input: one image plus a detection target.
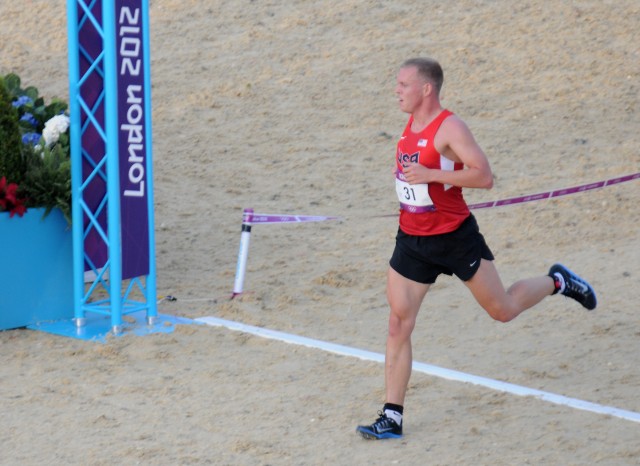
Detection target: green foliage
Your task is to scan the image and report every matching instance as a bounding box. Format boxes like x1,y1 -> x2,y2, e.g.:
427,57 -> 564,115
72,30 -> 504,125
21,140 -> 72,223
0,76 -> 25,185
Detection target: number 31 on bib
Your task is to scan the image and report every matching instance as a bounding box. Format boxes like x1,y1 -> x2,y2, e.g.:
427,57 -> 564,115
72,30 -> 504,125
395,170 -> 434,213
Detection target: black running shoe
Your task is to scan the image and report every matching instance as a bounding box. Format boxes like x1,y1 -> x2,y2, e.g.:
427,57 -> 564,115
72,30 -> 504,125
549,263 -> 597,310
356,411 -> 403,440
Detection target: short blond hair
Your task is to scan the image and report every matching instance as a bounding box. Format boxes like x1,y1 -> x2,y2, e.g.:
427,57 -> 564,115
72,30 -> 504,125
401,57 -> 444,93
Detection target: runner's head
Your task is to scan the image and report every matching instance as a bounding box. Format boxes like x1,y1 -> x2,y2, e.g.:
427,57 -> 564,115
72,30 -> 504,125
400,57 -> 443,95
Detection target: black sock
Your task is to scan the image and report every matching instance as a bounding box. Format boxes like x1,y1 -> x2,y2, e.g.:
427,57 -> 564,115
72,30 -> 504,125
383,403 -> 404,414
549,272 -> 564,295
383,403 -> 404,425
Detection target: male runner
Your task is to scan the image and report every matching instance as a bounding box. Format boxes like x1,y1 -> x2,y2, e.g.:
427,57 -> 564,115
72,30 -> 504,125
356,57 -> 596,440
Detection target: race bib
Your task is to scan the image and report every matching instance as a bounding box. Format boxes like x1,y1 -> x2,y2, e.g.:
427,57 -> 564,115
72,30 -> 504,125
395,171 -> 435,213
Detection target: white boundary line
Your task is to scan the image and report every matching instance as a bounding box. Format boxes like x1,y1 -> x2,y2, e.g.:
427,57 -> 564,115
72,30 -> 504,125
196,315 -> 640,424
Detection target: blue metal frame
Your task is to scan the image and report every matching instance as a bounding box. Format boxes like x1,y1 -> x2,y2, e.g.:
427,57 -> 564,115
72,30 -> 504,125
67,0 -> 156,333
142,0 -> 158,324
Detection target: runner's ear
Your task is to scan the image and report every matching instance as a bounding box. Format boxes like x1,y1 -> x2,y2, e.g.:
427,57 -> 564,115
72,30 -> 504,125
422,81 -> 433,97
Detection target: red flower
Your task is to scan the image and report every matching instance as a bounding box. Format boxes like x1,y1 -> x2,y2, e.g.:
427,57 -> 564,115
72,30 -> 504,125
0,176 -> 28,218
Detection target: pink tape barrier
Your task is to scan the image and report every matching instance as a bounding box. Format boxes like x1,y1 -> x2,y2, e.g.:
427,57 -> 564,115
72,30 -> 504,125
468,172 -> 640,211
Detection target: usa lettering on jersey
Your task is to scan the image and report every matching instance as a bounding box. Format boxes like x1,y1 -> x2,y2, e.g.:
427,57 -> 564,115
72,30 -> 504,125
397,150 -> 419,166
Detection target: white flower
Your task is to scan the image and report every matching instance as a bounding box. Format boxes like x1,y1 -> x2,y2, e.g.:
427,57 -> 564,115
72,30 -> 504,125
42,114 -> 70,147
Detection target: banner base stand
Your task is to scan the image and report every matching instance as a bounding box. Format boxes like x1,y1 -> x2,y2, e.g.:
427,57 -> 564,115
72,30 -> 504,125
28,311 -> 198,343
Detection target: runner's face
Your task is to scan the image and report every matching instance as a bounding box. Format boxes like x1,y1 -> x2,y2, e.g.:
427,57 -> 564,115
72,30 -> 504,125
395,66 -> 426,114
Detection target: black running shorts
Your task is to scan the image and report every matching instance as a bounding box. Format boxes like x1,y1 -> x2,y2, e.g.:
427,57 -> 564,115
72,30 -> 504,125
389,214 -> 495,284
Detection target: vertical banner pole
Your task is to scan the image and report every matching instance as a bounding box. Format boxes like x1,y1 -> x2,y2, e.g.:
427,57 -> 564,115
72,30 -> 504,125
142,0 -> 158,324
66,0 -> 85,327
102,0 -> 124,333
68,0 -> 157,333
232,208 -> 254,298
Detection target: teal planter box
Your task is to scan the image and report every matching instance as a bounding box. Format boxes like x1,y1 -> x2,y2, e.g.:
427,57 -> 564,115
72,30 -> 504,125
0,208 -> 74,330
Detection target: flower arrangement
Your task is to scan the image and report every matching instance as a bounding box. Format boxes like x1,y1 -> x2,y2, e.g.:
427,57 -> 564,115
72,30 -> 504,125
0,73 -> 71,223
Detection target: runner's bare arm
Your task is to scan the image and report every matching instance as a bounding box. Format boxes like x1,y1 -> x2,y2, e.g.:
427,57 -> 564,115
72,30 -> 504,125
403,116 -> 493,189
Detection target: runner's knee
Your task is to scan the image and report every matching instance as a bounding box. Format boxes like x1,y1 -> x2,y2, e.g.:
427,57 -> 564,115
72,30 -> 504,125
388,308 -> 417,338
483,301 -> 517,323
488,311 -> 515,323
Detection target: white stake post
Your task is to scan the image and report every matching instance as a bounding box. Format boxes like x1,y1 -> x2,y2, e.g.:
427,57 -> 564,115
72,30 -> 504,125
232,208 -> 253,298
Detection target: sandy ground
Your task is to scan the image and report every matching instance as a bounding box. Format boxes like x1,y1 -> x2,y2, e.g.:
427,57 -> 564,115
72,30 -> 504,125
1,0 -> 640,464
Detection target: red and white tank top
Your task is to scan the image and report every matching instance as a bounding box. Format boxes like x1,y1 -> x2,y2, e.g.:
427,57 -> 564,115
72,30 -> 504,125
395,109 -> 470,236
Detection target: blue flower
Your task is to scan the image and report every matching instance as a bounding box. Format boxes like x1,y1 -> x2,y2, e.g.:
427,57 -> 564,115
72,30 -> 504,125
12,95 -> 33,108
20,112 -> 38,127
21,132 -> 42,146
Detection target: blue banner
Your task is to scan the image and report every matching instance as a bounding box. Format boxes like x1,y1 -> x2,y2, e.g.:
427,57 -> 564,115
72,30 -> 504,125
77,0 -> 150,279
115,0 -> 150,278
